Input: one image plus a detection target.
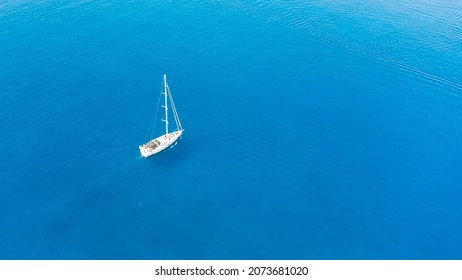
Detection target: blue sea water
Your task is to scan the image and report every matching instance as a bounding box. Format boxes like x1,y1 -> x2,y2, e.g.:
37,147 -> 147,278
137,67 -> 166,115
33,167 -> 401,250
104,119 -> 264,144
1,0 -> 462,259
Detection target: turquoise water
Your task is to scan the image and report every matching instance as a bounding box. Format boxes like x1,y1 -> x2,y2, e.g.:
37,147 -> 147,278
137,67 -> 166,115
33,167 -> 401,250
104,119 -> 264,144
1,0 -> 461,259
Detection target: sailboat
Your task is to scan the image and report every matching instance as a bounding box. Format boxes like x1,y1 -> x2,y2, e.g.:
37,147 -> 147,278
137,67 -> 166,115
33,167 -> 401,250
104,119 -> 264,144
139,74 -> 184,157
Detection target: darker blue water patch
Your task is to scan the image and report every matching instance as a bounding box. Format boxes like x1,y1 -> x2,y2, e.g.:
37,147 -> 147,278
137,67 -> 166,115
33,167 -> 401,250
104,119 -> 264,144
1,0 -> 462,259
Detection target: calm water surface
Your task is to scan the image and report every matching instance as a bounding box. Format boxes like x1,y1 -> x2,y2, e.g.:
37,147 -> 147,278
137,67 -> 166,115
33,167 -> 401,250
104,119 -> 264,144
0,0 -> 461,259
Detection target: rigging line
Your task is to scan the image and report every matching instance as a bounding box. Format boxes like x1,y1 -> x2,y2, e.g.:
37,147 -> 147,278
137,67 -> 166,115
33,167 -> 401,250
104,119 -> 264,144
167,83 -> 182,130
166,83 -> 178,130
146,80 -> 163,141
167,84 -> 181,130
172,98 -> 182,130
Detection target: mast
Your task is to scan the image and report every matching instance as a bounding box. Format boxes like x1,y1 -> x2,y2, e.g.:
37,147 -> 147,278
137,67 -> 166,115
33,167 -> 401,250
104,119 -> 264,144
162,74 -> 168,134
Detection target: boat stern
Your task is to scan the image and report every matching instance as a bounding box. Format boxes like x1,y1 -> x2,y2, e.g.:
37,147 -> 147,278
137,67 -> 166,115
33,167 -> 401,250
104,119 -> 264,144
139,145 -> 149,157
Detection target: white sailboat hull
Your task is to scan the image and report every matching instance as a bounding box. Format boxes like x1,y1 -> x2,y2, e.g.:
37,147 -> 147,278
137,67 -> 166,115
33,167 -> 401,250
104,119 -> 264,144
139,130 -> 183,157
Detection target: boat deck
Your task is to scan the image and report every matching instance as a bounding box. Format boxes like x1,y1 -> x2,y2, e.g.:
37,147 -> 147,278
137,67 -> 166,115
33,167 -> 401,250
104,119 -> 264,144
139,130 -> 183,157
